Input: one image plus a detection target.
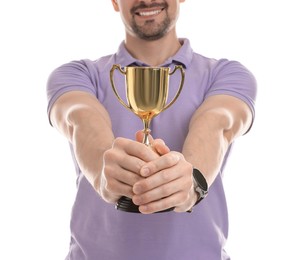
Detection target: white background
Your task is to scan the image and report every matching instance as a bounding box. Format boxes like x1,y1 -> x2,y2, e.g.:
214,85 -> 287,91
1,0 -> 306,259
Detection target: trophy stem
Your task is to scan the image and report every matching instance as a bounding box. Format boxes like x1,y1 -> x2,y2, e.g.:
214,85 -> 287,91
142,119 -> 151,146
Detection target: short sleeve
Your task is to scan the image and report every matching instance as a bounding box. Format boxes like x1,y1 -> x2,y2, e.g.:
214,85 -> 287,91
46,60 -> 98,121
207,59 -> 257,120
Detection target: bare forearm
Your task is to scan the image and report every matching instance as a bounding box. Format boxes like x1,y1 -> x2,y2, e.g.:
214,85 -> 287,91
69,109 -> 114,190
50,91 -> 114,191
182,121 -> 228,187
182,95 -> 252,187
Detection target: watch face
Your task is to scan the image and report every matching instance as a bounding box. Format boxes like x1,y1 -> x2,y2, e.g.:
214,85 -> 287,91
193,168 -> 208,192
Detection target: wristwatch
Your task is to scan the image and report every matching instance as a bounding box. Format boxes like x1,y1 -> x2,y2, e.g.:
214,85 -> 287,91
191,168 -> 209,207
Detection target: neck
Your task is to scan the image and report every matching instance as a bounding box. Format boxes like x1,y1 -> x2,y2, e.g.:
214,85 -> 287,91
124,30 -> 181,66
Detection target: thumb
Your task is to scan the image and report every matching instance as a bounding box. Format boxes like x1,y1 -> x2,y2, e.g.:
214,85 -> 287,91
151,139 -> 170,155
135,130 -> 154,144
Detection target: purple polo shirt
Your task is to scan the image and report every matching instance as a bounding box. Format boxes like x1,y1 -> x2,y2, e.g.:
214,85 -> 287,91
47,39 -> 256,260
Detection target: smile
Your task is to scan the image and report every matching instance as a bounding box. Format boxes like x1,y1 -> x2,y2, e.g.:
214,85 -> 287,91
137,9 -> 164,17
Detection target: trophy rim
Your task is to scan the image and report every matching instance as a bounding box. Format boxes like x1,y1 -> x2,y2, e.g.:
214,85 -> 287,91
125,66 -> 170,71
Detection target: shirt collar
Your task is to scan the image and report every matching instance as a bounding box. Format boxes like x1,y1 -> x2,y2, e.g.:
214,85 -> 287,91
114,38 -> 193,69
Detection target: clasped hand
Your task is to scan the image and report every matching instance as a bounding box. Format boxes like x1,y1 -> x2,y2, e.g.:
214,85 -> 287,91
101,132 -> 197,214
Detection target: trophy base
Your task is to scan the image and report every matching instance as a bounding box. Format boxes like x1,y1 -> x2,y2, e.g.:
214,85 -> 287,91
116,196 -> 174,213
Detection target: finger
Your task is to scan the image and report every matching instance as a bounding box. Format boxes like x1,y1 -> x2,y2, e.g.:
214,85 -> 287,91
133,177 -> 183,205
137,191 -> 187,214
104,164 -> 144,186
134,166 -> 178,195
139,152 -> 180,177
113,137 -> 158,162
135,130 -> 154,144
104,145 -> 146,176
105,177 -> 135,199
174,190 -> 198,213
103,166 -> 137,199
135,131 -> 169,156
151,139 -> 170,155
135,131 -> 158,155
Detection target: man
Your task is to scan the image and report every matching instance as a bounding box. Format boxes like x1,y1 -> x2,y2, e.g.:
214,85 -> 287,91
47,0 -> 257,259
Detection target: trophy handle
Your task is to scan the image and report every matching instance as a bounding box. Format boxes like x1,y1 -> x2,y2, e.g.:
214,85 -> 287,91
162,65 -> 185,112
110,64 -> 131,110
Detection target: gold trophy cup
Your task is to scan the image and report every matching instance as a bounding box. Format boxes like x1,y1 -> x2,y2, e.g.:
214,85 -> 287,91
110,65 -> 185,213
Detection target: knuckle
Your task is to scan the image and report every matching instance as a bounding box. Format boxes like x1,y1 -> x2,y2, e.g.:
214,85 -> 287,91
140,193 -> 150,203
135,160 -> 145,172
161,200 -> 170,210
171,196 -> 181,209
185,176 -> 193,189
113,137 -> 126,148
141,181 -> 150,190
161,170 -> 171,181
103,149 -> 117,162
138,148 -> 147,158
132,173 -> 142,184
161,184 -> 172,195
165,154 -> 177,165
103,164 -> 116,180
178,190 -> 189,203
103,149 -> 112,159
104,178 -> 115,192
103,165 -> 112,178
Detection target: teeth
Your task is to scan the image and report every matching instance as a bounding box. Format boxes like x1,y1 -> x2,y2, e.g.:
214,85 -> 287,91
139,10 -> 161,16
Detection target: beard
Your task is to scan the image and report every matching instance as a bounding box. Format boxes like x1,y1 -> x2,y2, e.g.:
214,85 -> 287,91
131,17 -> 171,41
130,2 -> 171,41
